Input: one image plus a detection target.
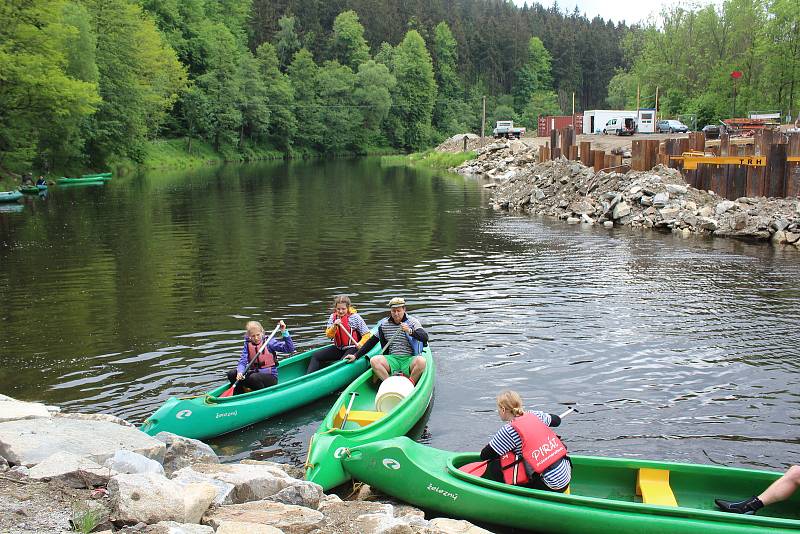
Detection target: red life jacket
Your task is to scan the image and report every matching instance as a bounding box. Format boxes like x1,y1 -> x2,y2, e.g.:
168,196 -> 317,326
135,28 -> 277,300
247,338 -> 276,370
499,413 -> 567,485
332,313 -> 361,348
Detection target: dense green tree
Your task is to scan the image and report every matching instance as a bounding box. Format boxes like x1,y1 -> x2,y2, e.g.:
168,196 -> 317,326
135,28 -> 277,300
330,10 -> 370,70
287,48 -> 323,149
316,61 -> 359,152
84,0 -> 186,164
432,22 -> 467,137
513,37 -> 555,112
390,30 -> 437,151
275,15 -> 301,70
256,42 -> 296,150
354,60 -> 396,144
0,0 -> 99,173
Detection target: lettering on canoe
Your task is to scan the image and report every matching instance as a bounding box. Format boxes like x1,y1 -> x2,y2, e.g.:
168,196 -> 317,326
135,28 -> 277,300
215,410 -> 238,419
426,483 -> 459,501
176,409 -> 192,420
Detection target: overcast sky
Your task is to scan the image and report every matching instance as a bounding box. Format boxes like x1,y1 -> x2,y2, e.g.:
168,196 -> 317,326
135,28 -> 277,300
511,0 -> 721,26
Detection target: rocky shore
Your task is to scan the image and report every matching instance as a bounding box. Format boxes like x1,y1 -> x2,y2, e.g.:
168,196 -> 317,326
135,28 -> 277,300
453,139 -> 800,247
0,394 -> 490,534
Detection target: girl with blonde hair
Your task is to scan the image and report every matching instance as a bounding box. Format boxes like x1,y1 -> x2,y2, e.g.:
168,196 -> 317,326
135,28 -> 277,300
479,390 -> 572,492
306,295 -> 372,374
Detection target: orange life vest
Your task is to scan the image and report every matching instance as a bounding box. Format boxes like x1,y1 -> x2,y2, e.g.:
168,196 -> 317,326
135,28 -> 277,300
500,413 -> 567,485
247,338 -> 276,370
332,313 -> 361,348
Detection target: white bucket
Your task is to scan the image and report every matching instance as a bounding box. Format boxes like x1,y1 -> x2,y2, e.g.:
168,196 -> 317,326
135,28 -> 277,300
375,375 -> 415,413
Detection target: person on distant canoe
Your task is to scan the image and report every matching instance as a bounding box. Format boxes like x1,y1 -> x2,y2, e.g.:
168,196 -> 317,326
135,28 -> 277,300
479,390 -> 571,493
306,295 -> 372,374
225,320 -> 294,395
715,465 -> 800,514
35,176 -> 46,186
21,172 -> 34,186
351,297 -> 428,385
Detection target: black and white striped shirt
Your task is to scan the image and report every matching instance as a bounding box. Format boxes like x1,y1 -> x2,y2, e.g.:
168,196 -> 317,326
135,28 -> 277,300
379,315 -> 423,355
489,411 -> 571,490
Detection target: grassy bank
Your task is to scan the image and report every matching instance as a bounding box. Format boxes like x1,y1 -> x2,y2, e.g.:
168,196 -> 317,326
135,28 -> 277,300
381,150 -> 476,169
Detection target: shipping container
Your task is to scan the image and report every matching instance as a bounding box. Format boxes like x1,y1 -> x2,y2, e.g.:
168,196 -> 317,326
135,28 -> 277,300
537,114 -> 583,137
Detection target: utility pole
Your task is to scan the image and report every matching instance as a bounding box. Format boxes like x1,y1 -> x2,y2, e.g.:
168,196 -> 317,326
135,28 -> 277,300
636,84 -> 640,113
655,86 -> 659,120
571,92 -> 575,128
481,96 -> 486,147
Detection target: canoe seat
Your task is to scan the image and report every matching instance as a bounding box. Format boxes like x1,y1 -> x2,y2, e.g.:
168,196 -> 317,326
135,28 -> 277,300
636,468 -> 678,506
333,407 -> 386,428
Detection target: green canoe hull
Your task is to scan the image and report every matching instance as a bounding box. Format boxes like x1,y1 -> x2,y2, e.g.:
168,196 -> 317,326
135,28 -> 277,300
81,172 -> 112,178
304,347 -> 435,491
57,177 -> 112,184
0,191 -> 22,202
139,341 -> 381,440
342,437 -> 800,534
19,185 -> 40,194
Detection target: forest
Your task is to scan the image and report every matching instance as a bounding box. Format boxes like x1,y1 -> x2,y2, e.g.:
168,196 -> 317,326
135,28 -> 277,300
1,0 -> 797,176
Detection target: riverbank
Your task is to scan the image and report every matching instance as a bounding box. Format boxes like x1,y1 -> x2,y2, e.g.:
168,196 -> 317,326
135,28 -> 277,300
0,394 -> 492,534
451,139 -> 800,248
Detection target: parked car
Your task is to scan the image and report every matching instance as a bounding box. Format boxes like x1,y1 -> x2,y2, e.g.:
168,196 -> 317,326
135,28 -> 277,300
492,120 -> 526,139
701,124 -> 721,139
656,119 -> 689,133
602,117 -> 636,136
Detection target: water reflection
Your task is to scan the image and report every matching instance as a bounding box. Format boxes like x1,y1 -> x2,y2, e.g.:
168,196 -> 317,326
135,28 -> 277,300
0,158 -> 798,471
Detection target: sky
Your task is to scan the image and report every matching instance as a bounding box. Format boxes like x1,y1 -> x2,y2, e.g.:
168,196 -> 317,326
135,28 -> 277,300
511,0 -> 721,26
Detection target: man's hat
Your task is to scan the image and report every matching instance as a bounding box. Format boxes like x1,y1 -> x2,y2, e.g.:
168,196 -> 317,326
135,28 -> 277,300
388,297 -> 406,308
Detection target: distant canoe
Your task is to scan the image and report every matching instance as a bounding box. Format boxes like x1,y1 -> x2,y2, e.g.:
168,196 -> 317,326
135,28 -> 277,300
0,191 -> 23,203
19,185 -> 40,194
57,177 -> 111,185
81,172 -> 112,178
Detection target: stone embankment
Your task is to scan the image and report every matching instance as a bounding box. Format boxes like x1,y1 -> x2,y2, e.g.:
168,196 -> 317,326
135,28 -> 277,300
0,394 -> 490,534
453,139 -> 800,247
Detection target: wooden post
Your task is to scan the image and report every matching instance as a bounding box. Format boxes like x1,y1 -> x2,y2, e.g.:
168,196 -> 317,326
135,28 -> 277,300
788,132 -> 800,198
569,145 -> 579,160
631,140 -> 644,171
481,96 -> 486,147
593,150 -> 605,172
580,141 -> 592,166
560,125 -> 574,157
766,142 -> 787,198
550,129 -> 559,156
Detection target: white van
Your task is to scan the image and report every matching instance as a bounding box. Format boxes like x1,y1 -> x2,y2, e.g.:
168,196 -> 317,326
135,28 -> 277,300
602,117 -> 636,136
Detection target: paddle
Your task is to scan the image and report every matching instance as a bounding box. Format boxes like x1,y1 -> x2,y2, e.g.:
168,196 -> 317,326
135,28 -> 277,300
459,406 -> 579,476
340,391 -> 360,429
335,321 -> 360,348
219,323 -> 281,398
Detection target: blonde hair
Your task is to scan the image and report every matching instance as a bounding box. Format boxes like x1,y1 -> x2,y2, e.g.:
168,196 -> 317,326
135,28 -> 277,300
497,390 -> 525,417
333,295 -> 352,311
245,321 -> 264,337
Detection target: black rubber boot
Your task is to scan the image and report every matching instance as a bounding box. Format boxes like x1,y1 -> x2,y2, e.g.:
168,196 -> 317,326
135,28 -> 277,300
714,496 -> 764,515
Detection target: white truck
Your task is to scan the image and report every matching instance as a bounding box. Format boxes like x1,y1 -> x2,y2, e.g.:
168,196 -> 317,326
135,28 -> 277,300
492,120 -> 526,139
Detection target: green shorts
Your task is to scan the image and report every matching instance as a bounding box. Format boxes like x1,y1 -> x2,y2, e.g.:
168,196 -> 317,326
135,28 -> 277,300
384,354 -> 414,377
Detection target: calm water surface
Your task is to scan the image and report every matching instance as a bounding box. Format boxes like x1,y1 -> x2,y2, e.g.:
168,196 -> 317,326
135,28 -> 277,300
1,158 -> 798,472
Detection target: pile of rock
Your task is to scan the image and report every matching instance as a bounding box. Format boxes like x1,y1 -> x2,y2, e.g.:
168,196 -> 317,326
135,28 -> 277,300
435,133 -> 483,154
0,394 -> 492,534
453,141 -> 800,246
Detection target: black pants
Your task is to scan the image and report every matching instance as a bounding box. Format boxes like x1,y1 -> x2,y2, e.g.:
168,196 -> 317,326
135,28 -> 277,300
306,345 -> 357,374
482,458 -> 569,493
226,369 -> 277,395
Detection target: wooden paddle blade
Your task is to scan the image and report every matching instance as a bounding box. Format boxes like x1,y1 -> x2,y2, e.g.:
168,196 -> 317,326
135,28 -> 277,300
459,461 -> 488,476
219,385 -> 235,398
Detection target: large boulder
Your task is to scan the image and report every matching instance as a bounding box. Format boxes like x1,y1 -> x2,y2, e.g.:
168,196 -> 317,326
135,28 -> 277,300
202,501 -> 324,534
172,462 -> 318,505
0,399 -> 52,423
143,521 -> 215,534
55,412 -> 135,427
430,518 -> 496,534
105,450 -> 165,476
215,522 -> 284,534
0,417 -> 165,467
154,432 -> 219,476
28,451 -> 115,488
109,473 -> 216,525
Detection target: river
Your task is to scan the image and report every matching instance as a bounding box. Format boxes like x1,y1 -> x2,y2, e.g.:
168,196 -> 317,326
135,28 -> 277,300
1,158 -> 798,472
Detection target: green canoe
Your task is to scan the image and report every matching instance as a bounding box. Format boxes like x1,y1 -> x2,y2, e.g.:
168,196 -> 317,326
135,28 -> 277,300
19,185 -> 40,194
140,340 -> 381,440
304,347 -> 435,491
341,437 -> 800,534
57,176 -> 112,184
0,191 -> 22,202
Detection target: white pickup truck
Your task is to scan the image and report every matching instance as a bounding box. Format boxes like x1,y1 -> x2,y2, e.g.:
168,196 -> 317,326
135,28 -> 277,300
492,120 -> 526,139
